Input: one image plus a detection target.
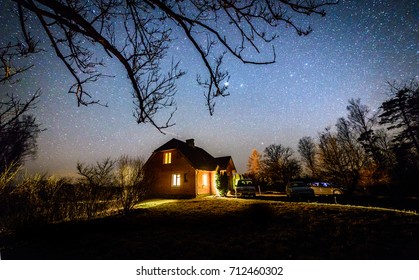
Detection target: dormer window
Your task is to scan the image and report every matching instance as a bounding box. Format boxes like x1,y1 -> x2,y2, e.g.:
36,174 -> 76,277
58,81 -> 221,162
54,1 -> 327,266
164,152 -> 172,164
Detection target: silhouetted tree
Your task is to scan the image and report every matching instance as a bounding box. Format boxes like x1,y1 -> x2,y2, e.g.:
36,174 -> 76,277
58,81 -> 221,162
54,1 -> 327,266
373,128 -> 396,168
379,80 -> 419,154
116,155 -> 147,214
0,92 -> 42,173
318,119 -> 367,193
77,158 -> 115,187
1,41 -> 42,173
298,136 -> 317,178
346,99 -> 379,160
76,157 -> 115,218
345,98 -> 393,186
1,40 -> 47,225
379,80 -> 419,194
7,0 -> 337,130
260,144 -> 301,185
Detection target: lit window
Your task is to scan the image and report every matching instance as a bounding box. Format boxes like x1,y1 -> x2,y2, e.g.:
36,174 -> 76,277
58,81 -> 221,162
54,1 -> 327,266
202,173 -> 208,187
172,174 -> 181,187
164,152 -> 172,164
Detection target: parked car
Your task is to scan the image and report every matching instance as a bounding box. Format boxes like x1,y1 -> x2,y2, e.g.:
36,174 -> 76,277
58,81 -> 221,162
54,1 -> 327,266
286,181 -> 344,198
235,179 -> 256,197
286,181 -> 314,197
307,182 -> 344,196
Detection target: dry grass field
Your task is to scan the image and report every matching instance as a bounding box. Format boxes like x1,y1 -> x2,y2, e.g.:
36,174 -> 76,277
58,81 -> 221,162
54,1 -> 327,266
1,197 -> 418,259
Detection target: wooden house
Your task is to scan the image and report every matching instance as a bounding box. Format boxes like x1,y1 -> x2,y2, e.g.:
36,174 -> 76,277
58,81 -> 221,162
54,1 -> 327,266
145,138 -> 236,197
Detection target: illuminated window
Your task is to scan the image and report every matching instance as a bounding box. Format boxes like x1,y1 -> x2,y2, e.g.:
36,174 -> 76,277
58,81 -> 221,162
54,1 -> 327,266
202,173 -> 208,187
172,174 -> 181,187
164,152 -> 172,164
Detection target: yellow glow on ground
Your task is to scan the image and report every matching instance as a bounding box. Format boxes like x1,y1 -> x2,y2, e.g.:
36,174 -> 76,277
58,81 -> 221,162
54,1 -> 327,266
135,199 -> 181,209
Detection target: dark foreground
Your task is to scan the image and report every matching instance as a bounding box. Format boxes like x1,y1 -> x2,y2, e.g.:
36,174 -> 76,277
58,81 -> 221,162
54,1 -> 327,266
1,198 -> 418,259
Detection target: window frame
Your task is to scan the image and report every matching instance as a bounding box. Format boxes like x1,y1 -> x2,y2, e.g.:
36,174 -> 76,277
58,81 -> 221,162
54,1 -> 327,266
163,152 -> 172,164
172,173 -> 181,187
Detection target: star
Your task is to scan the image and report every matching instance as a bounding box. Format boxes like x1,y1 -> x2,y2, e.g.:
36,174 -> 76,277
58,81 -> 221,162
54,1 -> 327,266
0,0 -> 416,175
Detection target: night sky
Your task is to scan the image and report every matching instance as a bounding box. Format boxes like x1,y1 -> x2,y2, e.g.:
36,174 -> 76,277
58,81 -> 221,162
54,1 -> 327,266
1,0 -> 418,176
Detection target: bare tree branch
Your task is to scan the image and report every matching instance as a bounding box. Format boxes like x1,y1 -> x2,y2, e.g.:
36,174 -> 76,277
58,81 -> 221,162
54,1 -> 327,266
8,0 -> 337,130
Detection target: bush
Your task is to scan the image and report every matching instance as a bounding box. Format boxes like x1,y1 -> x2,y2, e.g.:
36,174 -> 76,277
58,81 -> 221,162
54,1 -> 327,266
216,173 -> 229,196
76,158 -> 116,218
0,170 -> 74,231
116,155 -> 147,214
0,155 -> 150,232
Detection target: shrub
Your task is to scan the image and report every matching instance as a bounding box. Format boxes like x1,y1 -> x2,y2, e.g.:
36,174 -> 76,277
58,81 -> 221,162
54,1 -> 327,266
76,158 -> 116,218
116,155 -> 147,214
216,172 -> 229,196
0,169 -> 73,231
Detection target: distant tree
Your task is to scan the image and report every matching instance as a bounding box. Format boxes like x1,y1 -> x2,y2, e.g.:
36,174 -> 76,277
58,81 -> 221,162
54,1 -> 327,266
1,41 -> 44,224
260,144 -> 301,185
337,117 -> 369,189
373,128 -> 396,167
115,155 -> 147,214
1,42 -> 42,173
246,148 -> 261,182
297,136 -> 317,178
76,157 -> 115,218
379,80 -> 419,154
0,92 -> 41,173
345,98 -> 394,186
379,80 -> 419,194
346,99 -> 380,161
6,0 -> 337,130
77,158 -> 115,187
317,118 -> 368,193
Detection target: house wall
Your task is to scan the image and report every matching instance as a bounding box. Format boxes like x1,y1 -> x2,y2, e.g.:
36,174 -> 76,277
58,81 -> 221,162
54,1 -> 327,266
146,149 -> 196,197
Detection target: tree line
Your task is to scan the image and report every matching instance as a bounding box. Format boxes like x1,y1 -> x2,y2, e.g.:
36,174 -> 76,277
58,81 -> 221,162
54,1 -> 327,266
0,156 -> 151,231
246,80 -> 419,196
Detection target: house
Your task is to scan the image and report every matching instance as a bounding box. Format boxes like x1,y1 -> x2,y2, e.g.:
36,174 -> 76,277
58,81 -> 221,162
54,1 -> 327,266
145,138 -> 237,198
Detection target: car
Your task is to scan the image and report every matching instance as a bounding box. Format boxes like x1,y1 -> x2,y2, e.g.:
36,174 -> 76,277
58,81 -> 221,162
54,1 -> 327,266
286,181 -> 314,197
235,179 -> 257,197
307,182 -> 344,196
286,181 -> 344,198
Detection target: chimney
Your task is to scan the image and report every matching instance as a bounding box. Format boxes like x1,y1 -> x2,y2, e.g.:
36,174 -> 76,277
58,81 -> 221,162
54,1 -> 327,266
186,139 -> 195,148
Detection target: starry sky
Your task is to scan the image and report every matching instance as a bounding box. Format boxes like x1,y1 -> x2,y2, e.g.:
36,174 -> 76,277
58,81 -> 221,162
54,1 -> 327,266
1,0 -> 418,176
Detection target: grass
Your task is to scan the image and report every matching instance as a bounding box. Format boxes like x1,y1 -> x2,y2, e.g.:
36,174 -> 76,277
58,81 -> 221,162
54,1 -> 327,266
1,197 -> 418,259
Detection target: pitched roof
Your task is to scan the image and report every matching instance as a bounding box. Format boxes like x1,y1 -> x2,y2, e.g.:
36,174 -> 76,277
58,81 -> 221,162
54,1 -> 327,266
214,156 -> 235,171
154,138 -> 234,171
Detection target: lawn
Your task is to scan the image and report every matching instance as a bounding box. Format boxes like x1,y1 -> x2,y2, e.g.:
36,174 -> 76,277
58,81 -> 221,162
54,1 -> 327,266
1,197 -> 418,259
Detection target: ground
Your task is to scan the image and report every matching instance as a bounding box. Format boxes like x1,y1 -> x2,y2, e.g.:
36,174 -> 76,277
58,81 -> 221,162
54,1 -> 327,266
1,197 -> 418,259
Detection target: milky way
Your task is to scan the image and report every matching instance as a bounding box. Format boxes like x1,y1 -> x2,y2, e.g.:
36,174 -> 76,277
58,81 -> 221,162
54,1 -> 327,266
1,0 -> 418,175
